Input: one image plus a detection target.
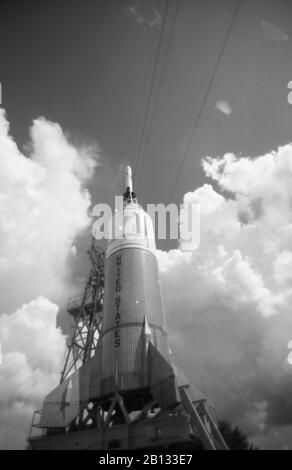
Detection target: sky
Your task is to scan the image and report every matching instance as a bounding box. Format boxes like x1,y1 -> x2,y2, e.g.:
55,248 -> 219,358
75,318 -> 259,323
1,0 -> 292,449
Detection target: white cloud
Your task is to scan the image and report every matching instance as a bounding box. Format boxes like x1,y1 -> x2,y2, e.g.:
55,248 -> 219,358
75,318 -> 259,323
215,100 -> 232,116
0,298 -> 67,449
158,144 -> 292,448
0,109 -> 99,448
127,2 -> 161,27
261,21 -> 288,43
274,251 -> 292,286
0,110 -> 98,307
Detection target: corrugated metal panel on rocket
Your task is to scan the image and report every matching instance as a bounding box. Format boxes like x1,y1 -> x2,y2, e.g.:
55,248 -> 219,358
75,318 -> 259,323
148,342 -> 180,408
151,325 -> 170,361
101,325 -> 145,396
102,247 -> 165,331
100,244 -> 172,397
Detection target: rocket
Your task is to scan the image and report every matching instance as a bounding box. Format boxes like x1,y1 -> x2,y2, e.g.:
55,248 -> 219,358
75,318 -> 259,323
100,165 -> 178,404
37,166 -> 227,451
40,165 -> 181,426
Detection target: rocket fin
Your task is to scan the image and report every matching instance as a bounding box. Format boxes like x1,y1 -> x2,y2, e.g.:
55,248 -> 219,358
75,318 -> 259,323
40,371 -> 80,428
148,342 -> 180,408
40,346 -> 101,428
173,364 -> 189,388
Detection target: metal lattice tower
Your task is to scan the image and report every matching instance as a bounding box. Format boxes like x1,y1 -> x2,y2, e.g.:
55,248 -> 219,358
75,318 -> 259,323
29,239 -> 105,440
60,238 -> 104,382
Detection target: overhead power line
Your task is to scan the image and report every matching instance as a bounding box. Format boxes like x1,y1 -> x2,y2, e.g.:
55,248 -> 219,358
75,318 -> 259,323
130,13 -> 160,168
167,0 -> 242,204
135,0 -> 181,187
133,0 -> 171,176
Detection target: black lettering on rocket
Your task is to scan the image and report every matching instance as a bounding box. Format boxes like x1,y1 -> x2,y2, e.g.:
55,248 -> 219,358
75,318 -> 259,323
114,255 -> 122,348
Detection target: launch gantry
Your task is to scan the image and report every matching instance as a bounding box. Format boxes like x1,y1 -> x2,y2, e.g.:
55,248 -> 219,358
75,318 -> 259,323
28,167 -> 228,451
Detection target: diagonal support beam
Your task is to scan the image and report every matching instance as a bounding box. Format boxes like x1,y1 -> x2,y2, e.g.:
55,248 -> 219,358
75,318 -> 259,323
103,398 -> 117,428
115,393 -> 131,424
179,386 -> 217,450
132,399 -> 156,422
197,401 -> 228,450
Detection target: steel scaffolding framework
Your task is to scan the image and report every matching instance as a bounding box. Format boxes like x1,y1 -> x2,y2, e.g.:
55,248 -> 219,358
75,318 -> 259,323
29,238 -> 105,440
60,239 -> 105,382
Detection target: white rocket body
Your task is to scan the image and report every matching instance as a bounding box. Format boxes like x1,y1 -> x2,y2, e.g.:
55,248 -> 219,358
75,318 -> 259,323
40,166 -> 180,428
100,167 -> 171,396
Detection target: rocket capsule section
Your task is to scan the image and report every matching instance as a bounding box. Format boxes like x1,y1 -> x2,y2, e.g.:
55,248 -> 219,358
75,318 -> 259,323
107,202 -> 156,257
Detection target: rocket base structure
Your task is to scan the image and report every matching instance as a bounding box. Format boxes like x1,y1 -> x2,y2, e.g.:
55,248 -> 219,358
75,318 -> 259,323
27,167 -> 228,451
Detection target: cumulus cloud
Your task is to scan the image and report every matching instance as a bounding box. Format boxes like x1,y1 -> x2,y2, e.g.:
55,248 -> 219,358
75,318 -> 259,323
0,109 -> 98,448
0,298 -> 67,448
158,144 -> 292,448
261,21 -> 288,43
215,100 -> 232,116
0,109 -> 98,308
127,2 -> 161,27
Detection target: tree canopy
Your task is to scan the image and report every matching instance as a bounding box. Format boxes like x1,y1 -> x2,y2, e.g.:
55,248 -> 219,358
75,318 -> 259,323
219,420 -> 258,450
